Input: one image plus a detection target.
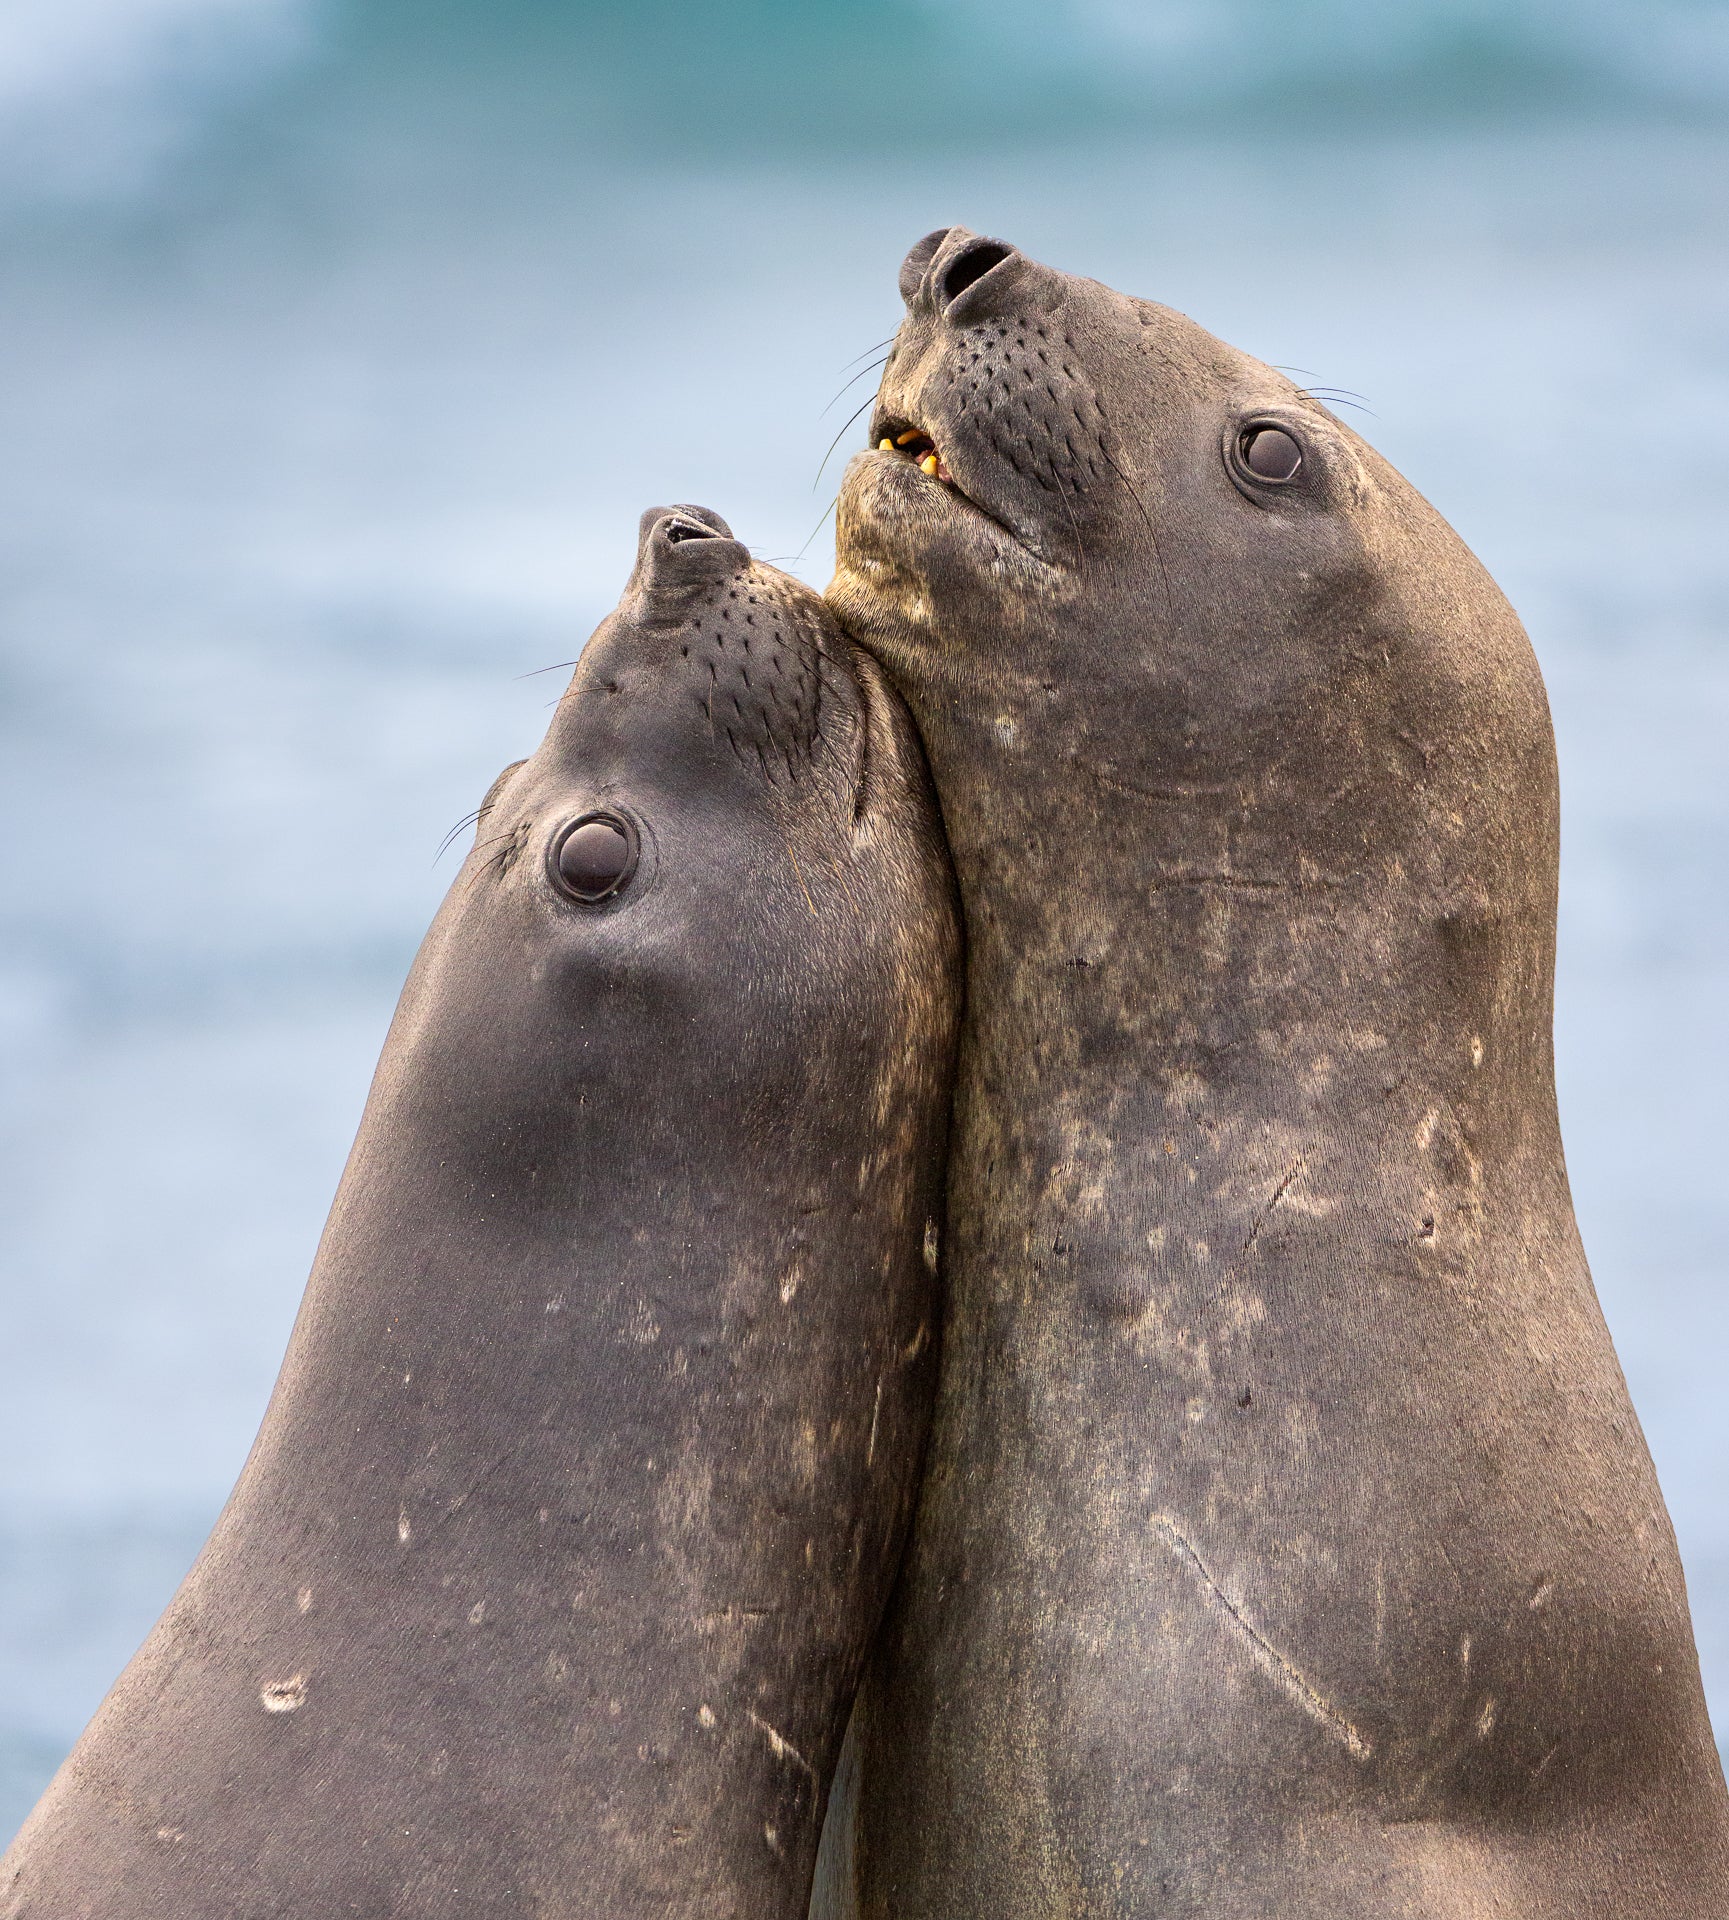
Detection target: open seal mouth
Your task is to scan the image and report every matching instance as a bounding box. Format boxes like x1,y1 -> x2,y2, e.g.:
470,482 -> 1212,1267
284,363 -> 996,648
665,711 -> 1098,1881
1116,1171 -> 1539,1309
874,420 -> 954,487
864,410 -> 1052,567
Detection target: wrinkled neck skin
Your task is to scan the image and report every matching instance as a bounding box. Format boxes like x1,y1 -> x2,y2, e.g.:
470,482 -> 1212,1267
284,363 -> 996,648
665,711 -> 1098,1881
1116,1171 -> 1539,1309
821,235 -> 1729,1915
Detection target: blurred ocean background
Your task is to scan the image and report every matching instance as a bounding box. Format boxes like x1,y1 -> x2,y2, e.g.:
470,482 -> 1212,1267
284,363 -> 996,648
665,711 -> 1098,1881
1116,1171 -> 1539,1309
3,0 -> 1729,1842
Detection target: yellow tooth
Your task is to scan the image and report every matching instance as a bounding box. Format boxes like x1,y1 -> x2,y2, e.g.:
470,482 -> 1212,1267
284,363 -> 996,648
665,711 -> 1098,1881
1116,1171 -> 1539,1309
895,430 -> 923,447
919,452 -> 939,476
878,437 -> 894,451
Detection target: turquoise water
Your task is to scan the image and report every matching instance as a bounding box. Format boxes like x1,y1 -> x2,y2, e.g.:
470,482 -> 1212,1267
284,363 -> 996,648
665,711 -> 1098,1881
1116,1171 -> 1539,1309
3,0 -> 1728,1844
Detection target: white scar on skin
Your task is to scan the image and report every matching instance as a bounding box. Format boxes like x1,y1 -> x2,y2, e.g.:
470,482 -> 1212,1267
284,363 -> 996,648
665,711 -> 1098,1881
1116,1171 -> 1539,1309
748,1708 -> 816,1780
260,1675 -> 306,1715
1151,1515 -> 1372,1761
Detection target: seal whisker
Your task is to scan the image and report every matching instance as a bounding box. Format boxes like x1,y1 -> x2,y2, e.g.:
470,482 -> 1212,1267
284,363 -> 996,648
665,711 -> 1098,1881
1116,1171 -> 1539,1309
1050,451 -> 1091,588
1299,387 -> 1377,416
789,495 -> 838,570
820,357 -> 892,418
837,334 -> 898,374
434,809 -> 485,864
813,394 -> 882,492
459,828 -> 525,895
1098,439 -> 1171,615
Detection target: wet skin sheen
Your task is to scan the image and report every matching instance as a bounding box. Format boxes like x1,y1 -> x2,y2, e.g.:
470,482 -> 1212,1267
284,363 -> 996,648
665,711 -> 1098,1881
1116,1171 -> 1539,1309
2,509 -> 961,1919
813,230 -> 1729,1919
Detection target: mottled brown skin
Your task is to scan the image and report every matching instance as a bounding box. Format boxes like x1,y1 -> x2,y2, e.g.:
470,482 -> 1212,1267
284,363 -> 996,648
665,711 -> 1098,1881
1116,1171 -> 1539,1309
2,509 -> 961,1918
816,230 -> 1729,1918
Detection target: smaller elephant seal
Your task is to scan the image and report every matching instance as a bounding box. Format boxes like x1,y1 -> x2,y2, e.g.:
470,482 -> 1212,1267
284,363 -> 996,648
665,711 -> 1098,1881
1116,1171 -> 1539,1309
3,507 -> 961,1918
816,230 -> 1729,1918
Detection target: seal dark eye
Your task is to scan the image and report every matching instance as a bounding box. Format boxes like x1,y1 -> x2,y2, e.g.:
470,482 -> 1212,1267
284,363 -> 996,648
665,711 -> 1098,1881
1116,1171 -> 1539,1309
551,813 -> 638,903
1241,427 -> 1302,482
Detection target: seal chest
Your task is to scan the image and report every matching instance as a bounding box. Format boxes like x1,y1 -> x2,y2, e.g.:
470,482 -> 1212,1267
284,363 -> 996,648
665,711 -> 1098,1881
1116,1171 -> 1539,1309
817,228 -> 1729,1919
1,507 -> 962,1919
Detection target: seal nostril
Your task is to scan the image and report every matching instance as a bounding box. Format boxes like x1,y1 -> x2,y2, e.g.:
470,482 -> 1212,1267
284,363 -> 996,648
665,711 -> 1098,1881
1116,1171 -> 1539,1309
941,241 -> 1013,309
899,227 -> 954,304
664,520 -> 716,545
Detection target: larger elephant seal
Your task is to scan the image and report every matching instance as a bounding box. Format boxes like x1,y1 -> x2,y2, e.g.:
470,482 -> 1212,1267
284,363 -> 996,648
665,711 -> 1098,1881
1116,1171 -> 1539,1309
817,230 -> 1729,1917
2,507 -> 961,1917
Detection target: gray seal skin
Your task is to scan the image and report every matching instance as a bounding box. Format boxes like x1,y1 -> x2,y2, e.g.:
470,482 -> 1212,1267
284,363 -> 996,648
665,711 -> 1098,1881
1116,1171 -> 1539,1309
2,507 -> 961,1918
816,229 -> 1729,1918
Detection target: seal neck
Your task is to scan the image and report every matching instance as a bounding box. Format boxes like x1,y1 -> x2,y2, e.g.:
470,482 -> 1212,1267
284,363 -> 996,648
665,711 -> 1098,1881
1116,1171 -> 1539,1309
872,606 -> 1571,1294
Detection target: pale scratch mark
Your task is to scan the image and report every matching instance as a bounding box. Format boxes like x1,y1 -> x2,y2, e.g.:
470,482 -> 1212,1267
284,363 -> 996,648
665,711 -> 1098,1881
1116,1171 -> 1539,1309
1145,871 -> 1303,894
1435,1534 -> 1466,1596
748,1708 -> 817,1781
1151,1515 -> 1372,1761
1242,1159 -> 1305,1254
786,841 -> 819,919
865,1376 -> 883,1467
699,1605 -> 780,1628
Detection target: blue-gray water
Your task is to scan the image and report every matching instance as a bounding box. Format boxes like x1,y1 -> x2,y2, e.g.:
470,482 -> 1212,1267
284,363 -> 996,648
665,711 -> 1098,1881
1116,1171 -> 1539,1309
3,0 -> 1728,1846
